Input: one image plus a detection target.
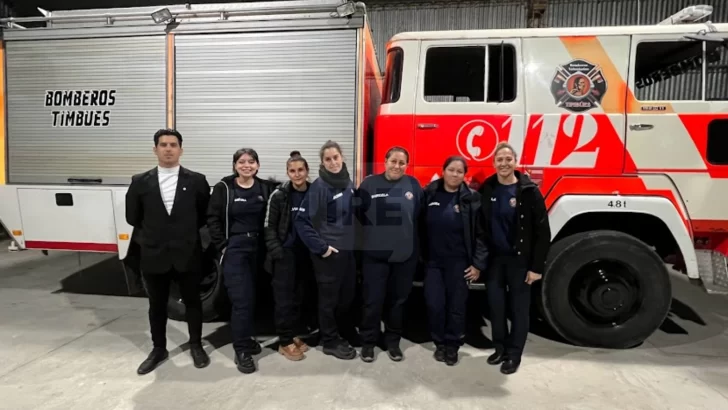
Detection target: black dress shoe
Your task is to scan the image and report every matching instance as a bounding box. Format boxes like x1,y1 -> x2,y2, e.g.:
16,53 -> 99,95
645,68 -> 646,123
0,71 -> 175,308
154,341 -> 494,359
235,352 -> 256,374
500,359 -> 520,375
445,347 -> 458,366
433,345 -> 446,363
387,346 -> 403,362
487,349 -> 506,365
137,347 -> 169,375
190,344 -> 210,369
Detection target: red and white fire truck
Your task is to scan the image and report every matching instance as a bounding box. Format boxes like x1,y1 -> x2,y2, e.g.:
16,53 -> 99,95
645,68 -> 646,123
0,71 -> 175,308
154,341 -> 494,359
1,1 -> 727,349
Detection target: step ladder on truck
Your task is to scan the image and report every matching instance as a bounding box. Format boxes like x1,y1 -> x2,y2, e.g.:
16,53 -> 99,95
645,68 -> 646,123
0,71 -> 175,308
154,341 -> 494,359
370,4 -> 728,348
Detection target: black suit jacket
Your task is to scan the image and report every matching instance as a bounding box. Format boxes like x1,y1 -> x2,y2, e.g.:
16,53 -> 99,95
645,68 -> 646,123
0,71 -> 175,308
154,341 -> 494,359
125,166 -> 211,275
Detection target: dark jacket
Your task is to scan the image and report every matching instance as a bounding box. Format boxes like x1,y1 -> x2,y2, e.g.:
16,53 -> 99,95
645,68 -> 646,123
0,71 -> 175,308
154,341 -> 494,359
263,179 -> 311,272
294,176 -> 357,256
477,171 -> 551,274
420,178 -> 489,272
356,173 -> 424,263
206,174 -> 279,262
125,166 -> 210,275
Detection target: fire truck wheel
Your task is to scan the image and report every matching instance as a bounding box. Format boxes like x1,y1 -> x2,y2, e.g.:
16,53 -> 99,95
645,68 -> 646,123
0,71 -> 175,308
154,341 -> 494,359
540,230 -> 672,349
142,255 -> 229,323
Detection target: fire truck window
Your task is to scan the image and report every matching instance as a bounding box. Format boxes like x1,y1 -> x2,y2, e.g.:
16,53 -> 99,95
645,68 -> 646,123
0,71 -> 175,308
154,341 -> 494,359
634,40 -> 705,101
706,119 -> 728,165
706,43 -> 728,101
383,47 -> 403,104
424,46 -> 485,102
487,44 -> 517,102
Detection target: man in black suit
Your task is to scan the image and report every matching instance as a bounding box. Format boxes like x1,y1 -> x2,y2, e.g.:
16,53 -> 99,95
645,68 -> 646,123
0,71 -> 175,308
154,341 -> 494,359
125,128 -> 212,375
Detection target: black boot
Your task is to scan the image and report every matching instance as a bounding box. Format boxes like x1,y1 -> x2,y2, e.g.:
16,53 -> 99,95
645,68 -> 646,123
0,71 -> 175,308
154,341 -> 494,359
386,345 -> 404,362
234,352 -> 256,374
323,339 -> 357,360
190,344 -> 210,369
487,349 -> 507,365
361,346 -> 375,363
137,347 -> 169,375
433,345 -> 446,363
445,347 -> 459,366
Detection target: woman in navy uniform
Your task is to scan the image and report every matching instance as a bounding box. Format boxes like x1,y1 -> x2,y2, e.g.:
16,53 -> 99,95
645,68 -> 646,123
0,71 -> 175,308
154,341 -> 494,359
477,142 -> 551,375
264,150 -> 316,361
356,146 -> 424,363
294,140 -> 358,360
421,155 -> 488,366
207,148 -> 278,374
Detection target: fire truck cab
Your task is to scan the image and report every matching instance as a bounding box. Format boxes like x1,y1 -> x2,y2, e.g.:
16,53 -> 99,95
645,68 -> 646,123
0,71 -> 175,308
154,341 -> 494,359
373,7 -> 728,348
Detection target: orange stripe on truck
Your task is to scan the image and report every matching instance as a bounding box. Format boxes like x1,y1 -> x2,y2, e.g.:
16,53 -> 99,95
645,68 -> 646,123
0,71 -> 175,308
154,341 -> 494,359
0,42 -> 6,185
559,36 -> 627,114
559,35 -> 674,114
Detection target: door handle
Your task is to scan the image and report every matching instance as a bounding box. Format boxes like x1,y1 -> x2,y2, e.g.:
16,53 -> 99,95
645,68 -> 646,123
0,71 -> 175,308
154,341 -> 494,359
417,123 -> 439,130
629,123 -> 654,131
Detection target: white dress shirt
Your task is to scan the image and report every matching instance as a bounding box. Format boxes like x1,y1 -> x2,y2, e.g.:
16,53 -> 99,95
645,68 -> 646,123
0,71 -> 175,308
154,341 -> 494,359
158,165 -> 180,215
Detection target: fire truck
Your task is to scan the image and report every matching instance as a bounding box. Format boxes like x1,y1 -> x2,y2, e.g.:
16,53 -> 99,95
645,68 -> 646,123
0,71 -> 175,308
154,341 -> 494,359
0,1 -> 726,350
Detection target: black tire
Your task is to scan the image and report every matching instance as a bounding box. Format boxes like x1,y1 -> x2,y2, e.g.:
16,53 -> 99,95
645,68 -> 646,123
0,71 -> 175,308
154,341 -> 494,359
540,230 -> 671,349
140,251 -> 230,323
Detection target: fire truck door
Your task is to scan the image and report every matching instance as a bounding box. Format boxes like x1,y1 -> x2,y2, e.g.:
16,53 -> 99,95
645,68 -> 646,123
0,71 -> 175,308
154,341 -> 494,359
627,31 -> 728,223
413,38 -> 524,184
626,33 -> 728,172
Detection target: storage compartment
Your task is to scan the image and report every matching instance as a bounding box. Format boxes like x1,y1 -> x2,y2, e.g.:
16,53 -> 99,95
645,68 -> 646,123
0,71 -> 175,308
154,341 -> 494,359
6,36 -> 167,185
174,29 -> 358,182
18,188 -> 118,251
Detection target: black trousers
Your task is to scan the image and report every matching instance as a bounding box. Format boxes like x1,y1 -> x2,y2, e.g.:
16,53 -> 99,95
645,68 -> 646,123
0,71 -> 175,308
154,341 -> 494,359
424,258 -> 469,349
272,245 -> 317,346
222,234 -> 260,354
359,253 -> 418,348
143,268 -> 203,349
485,255 -> 531,362
310,249 -> 356,348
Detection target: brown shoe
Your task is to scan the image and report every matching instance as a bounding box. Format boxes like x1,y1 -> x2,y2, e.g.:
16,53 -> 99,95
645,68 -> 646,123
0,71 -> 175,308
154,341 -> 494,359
293,337 -> 309,353
279,343 -> 304,361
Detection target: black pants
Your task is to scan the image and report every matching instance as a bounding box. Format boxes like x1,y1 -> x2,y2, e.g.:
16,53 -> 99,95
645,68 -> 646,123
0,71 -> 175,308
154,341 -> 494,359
272,246 -> 317,346
222,234 -> 260,354
359,253 -> 418,348
310,249 -> 356,348
143,268 -> 203,349
485,255 -> 531,362
424,258 -> 469,349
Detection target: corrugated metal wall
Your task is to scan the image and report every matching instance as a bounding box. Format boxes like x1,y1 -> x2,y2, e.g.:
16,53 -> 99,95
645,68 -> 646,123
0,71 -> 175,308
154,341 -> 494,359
543,0 -> 728,27
367,0 -> 727,100
0,0 -> 13,18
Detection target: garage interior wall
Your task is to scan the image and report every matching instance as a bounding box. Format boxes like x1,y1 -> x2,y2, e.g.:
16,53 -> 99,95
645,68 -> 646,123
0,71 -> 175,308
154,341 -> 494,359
0,1 -> 13,18
366,0 -> 728,100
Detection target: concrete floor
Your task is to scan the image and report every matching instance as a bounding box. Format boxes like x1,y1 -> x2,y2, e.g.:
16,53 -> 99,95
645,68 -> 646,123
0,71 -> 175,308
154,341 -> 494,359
2,241 -> 728,410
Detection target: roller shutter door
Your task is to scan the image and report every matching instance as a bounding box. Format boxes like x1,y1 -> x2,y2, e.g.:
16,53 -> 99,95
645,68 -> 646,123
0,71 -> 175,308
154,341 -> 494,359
174,29 -> 358,183
6,36 -> 167,185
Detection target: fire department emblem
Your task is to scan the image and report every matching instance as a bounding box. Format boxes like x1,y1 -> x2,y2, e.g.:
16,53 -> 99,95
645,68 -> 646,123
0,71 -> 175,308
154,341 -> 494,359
550,59 -> 607,113
405,191 -> 413,200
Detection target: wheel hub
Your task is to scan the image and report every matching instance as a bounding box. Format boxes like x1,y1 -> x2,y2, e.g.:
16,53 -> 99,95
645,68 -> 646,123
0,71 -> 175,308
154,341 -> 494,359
569,261 -> 642,327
